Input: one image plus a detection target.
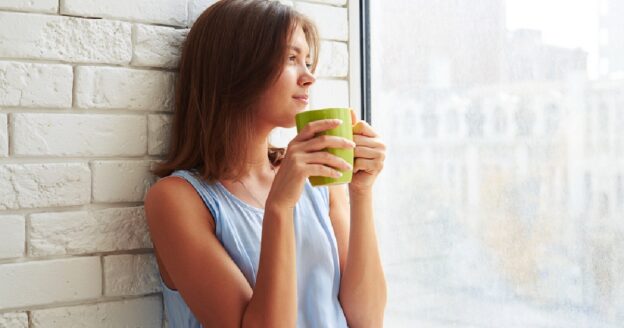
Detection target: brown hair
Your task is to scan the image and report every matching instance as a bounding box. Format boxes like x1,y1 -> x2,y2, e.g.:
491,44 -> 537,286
151,0 -> 319,183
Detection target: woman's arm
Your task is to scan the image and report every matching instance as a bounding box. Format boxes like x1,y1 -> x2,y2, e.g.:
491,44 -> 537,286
329,184 -> 387,328
145,177 -> 297,328
332,111 -> 387,327
243,203 -> 297,327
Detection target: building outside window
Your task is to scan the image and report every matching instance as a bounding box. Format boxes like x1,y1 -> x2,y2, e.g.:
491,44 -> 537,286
368,0 -> 624,326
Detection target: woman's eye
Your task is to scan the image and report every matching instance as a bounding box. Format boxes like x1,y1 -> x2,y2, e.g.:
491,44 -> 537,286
306,63 -> 312,69
289,55 -> 297,62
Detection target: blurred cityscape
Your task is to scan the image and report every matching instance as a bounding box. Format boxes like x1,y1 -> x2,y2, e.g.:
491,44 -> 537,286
373,0 -> 624,326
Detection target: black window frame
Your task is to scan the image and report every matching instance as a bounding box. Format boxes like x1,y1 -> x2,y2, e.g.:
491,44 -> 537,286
359,0 -> 371,124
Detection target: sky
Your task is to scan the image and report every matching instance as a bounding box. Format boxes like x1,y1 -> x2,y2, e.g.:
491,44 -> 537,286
505,0 -> 601,78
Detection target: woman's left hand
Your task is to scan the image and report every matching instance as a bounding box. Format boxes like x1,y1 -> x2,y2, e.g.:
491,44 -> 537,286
348,109 -> 386,193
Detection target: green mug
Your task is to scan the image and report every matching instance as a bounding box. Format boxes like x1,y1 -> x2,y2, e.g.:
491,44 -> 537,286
295,108 -> 354,186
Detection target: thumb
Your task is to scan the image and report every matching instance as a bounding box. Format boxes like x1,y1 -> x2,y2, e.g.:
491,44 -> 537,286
350,108 -> 357,126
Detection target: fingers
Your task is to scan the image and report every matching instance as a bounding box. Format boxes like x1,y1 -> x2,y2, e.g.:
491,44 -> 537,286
301,135 -> 355,152
350,108 -> 357,126
353,157 -> 384,174
353,135 -> 385,149
353,120 -> 378,137
293,119 -> 343,142
354,146 -> 382,160
308,164 -> 344,178
304,151 -> 353,171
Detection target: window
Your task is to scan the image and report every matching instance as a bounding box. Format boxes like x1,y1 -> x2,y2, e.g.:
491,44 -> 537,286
366,0 -> 624,325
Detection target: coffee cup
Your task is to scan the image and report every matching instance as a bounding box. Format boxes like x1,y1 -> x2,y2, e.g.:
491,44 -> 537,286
295,108 -> 354,186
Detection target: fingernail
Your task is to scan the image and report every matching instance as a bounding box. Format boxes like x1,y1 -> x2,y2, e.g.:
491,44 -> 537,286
334,119 -> 343,124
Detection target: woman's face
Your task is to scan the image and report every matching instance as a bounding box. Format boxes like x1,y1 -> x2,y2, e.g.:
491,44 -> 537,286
256,25 -> 316,129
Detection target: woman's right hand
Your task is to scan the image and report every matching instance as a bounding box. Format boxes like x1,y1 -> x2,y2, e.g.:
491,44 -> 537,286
267,119 -> 355,210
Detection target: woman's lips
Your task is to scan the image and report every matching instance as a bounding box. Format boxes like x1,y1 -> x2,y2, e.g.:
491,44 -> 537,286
293,95 -> 308,104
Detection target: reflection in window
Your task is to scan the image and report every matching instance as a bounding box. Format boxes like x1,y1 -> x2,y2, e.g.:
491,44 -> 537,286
465,100 -> 485,137
585,172 -> 593,211
421,103 -> 439,138
492,105 -> 507,136
617,175 -> 623,209
371,0 -> 624,325
543,103 -> 560,137
445,107 -> 459,137
514,98 -> 535,136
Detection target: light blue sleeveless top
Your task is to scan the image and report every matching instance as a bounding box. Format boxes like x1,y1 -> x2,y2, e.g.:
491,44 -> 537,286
160,169 -> 349,328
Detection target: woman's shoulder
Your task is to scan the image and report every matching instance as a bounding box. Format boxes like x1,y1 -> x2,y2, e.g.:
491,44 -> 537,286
147,173 -> 198,200
144,174 -> 216,230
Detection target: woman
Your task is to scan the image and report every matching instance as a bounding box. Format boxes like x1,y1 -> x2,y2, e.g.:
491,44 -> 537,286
145,0 -> 387,327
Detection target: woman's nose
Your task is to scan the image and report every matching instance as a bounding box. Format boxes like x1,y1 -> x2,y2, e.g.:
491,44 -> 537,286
299,69 -> 316,86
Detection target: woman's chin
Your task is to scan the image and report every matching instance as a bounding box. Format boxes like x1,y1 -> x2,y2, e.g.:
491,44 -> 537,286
284,121 -> 297,129
295,102 -> 309,111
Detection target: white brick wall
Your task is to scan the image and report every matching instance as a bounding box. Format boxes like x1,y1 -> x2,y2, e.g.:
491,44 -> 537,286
0,215 -> 25,259
0,163 -> 91,210
75,66 -> 175,111
0,0 -> 57,13
0,114 -> 7,156
318,41 -> 349,78
103,254 -> 162,296
0,12 -> 132,64
31,296 -> 162,328
29,207 -> 152,256
148,114 -> 173,156
61,0 -> 187,27
0,312 -> 28,328
132,24 -> 189,69
294,2 -> 348,41
92,160 -> 157,202
0,0 -> 352,325
0,62 -> 73,108
0,257 -> 101,309
188,0 -> 217,25
12,113 -> 147,156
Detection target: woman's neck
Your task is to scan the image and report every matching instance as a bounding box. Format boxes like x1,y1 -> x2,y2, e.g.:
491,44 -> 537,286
235,136 -> 275,182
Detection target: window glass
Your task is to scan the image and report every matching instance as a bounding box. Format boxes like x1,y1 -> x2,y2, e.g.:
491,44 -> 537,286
371,0 -> 624,325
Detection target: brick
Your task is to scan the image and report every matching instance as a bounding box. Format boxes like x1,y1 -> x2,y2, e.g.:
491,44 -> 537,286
29,206 -> 152,256
188,0 -> 217,26
11,113 -> 147,156
92,160 -> 157,203
0,257 -> 101,309
75,66 -> 175,111
0,12 -> 131,64
0,312 -> 28,328
0,163 -> 90,210
0,114 -> 7,156
148,114 -> 173,156
132,24 -> 188,69
309,79 -> 349,109
31,296 -> 162,328
62,0 -> 187,27
0,62 -> 73,108
0,0 -> 57,13
0,215 -> 25,259
294,2 -> 348,41
317,41 -> 348,78
103,254 -> 161,296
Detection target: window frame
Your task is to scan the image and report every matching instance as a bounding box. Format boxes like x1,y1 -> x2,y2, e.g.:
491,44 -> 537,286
349,0 -> 371,124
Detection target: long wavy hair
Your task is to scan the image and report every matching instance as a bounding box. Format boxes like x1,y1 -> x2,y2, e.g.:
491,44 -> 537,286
151,0 -> 319,183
